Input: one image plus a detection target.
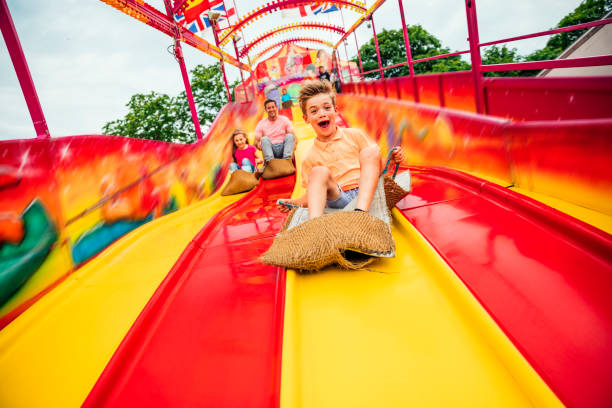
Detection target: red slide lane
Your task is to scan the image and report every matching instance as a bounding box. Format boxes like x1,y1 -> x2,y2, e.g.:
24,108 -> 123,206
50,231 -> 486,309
84,176 -> 294,407
397,167 -> 612,408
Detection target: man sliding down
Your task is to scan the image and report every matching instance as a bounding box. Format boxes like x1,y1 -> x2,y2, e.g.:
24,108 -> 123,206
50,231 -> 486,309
254,99 -> 296,163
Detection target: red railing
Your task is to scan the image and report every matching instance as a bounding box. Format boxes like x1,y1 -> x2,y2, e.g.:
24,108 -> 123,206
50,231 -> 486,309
341,0 -> 612,116
341,73 -> 612,121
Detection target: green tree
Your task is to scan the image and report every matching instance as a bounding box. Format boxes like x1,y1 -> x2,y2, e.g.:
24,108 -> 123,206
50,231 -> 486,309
354,26 -> 470,79
522,0 -> 612,75
103,63 -> 228,144
481,45 -> 522,77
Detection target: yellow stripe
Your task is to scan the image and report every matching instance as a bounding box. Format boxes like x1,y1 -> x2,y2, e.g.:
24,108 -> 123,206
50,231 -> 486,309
281,115 -> 563,407
510,186 -> 612,235
0,188 -> 242,407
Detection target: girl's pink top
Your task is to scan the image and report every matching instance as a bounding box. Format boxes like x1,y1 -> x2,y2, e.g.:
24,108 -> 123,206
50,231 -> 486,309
234,145 -> 257,167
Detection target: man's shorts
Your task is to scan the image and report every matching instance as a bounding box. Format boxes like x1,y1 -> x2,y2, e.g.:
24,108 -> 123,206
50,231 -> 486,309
326,185 -> 359,209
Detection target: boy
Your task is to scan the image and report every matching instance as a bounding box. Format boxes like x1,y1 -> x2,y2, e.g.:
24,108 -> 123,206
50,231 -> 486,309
277,80 -> 404,219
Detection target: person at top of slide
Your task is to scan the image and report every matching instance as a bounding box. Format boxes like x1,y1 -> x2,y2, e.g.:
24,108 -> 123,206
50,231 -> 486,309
254,99 -> 296,164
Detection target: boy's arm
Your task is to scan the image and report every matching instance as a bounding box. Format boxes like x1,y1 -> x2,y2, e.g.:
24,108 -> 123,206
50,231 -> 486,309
354,129 -> 386,171
276,193 -> 307,213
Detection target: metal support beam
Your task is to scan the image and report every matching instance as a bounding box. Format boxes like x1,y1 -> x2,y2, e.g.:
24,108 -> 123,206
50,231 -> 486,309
354,32 -> 364,80
1,0 -> 49,138
163,0 -> 203,140
212,20 -> 233,103
232,37 -> 249,102
370,15 -> 384,79
465,0 -> 484,113
398,0 -> 418,102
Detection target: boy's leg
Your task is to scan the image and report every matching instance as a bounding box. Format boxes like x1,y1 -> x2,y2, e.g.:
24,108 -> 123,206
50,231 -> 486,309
260,137 -> 274,163
307,166 -> 341,220
281,133 -> 296,159
355,145 -> 382,211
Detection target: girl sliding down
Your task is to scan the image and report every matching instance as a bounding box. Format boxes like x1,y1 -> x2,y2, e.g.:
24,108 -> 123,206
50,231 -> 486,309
230,129 -> 263,173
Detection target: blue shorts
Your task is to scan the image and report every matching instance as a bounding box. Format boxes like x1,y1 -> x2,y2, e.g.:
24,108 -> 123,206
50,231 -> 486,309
326,185 -> 359,209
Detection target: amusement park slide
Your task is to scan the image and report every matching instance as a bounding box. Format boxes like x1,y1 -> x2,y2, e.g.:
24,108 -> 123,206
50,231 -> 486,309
2,105 -> 610,408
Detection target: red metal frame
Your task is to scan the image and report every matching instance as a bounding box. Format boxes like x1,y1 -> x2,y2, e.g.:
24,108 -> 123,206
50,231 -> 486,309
240,22 -> 344,58
211,20 -> 233,103
465,0 -> 484,114
354,32 -> 364,79
480,17 -> 612,48
163,0 -> 204,139
341,0 -> 612,119
232,37 -> 249,103
397,0 -> 418,102
361,50 -> 471,76
370,16 -> 384,79
0,0 -> 49,138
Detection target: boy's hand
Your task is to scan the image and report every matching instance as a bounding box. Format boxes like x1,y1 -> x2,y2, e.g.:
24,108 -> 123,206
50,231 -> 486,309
390,147 -> 405,164
255,157 -> 264,166
276,199 -> 300,213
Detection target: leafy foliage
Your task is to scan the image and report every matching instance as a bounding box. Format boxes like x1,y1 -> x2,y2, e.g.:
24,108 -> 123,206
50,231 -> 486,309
543,0 -> 612,53
355,26 -> 470,79
103,63 -> 229,144
481,45 -> 522,77
522,0 -> 611,75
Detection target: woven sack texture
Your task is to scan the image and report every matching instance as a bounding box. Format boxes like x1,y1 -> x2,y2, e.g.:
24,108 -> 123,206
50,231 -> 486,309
262,158 -> 295,180
262,211 -> 395,272
384,170 -> 412,210
221,169 -> 258,196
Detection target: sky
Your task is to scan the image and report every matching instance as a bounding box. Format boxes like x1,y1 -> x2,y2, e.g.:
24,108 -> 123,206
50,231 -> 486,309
0,0 -> 584,140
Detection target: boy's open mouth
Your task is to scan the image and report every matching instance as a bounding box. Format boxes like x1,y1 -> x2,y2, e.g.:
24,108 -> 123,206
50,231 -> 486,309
318,119 -> 331,129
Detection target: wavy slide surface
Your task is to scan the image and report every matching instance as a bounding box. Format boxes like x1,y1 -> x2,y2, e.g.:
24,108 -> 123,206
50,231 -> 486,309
1,107 -> 610,408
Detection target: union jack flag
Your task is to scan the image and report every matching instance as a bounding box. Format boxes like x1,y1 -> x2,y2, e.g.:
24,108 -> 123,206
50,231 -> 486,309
282,3 -> 340,18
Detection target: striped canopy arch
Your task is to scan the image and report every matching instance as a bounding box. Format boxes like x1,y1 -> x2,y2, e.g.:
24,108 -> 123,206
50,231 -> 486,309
240,22 -> 344,58
217,0 -> 366,47
251,37 -> 335,65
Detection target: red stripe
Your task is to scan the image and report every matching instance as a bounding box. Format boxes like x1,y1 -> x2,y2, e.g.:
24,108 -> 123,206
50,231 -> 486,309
396,166 -> 612,408
84,176 -> 294,407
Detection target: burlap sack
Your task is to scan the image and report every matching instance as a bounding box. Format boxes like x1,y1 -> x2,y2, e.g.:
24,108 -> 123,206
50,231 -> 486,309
261,158 -> 295,180
384,170 -> 411,210
221,169 -> 259,196
262,210 -> 395,272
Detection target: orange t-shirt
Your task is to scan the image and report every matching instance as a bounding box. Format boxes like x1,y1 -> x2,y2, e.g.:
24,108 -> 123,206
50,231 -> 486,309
301,127 -> 377,191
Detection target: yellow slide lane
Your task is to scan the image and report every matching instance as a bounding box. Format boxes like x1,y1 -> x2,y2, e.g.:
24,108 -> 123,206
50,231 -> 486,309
281,114 -> 563,407
0,188 -> 243,408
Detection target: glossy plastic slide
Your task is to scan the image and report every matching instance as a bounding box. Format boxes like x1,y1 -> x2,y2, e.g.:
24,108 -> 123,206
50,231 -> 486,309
83,109 -> 567,407
2,106 -> 608,408
280,123 -> 564,407
84,175 -> 295,407
0,188 -> 243,407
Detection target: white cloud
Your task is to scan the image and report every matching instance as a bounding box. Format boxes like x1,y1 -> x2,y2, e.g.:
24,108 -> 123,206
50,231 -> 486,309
1,0 -> 584,140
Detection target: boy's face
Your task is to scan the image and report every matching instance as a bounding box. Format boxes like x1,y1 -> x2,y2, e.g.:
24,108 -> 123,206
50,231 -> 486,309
265,101 -> 278,119
303,93 -> 337,139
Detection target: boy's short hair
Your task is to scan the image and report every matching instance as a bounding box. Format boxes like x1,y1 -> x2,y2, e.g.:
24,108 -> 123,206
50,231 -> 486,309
298,80 -> 336,115
264,99 -> 277,108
